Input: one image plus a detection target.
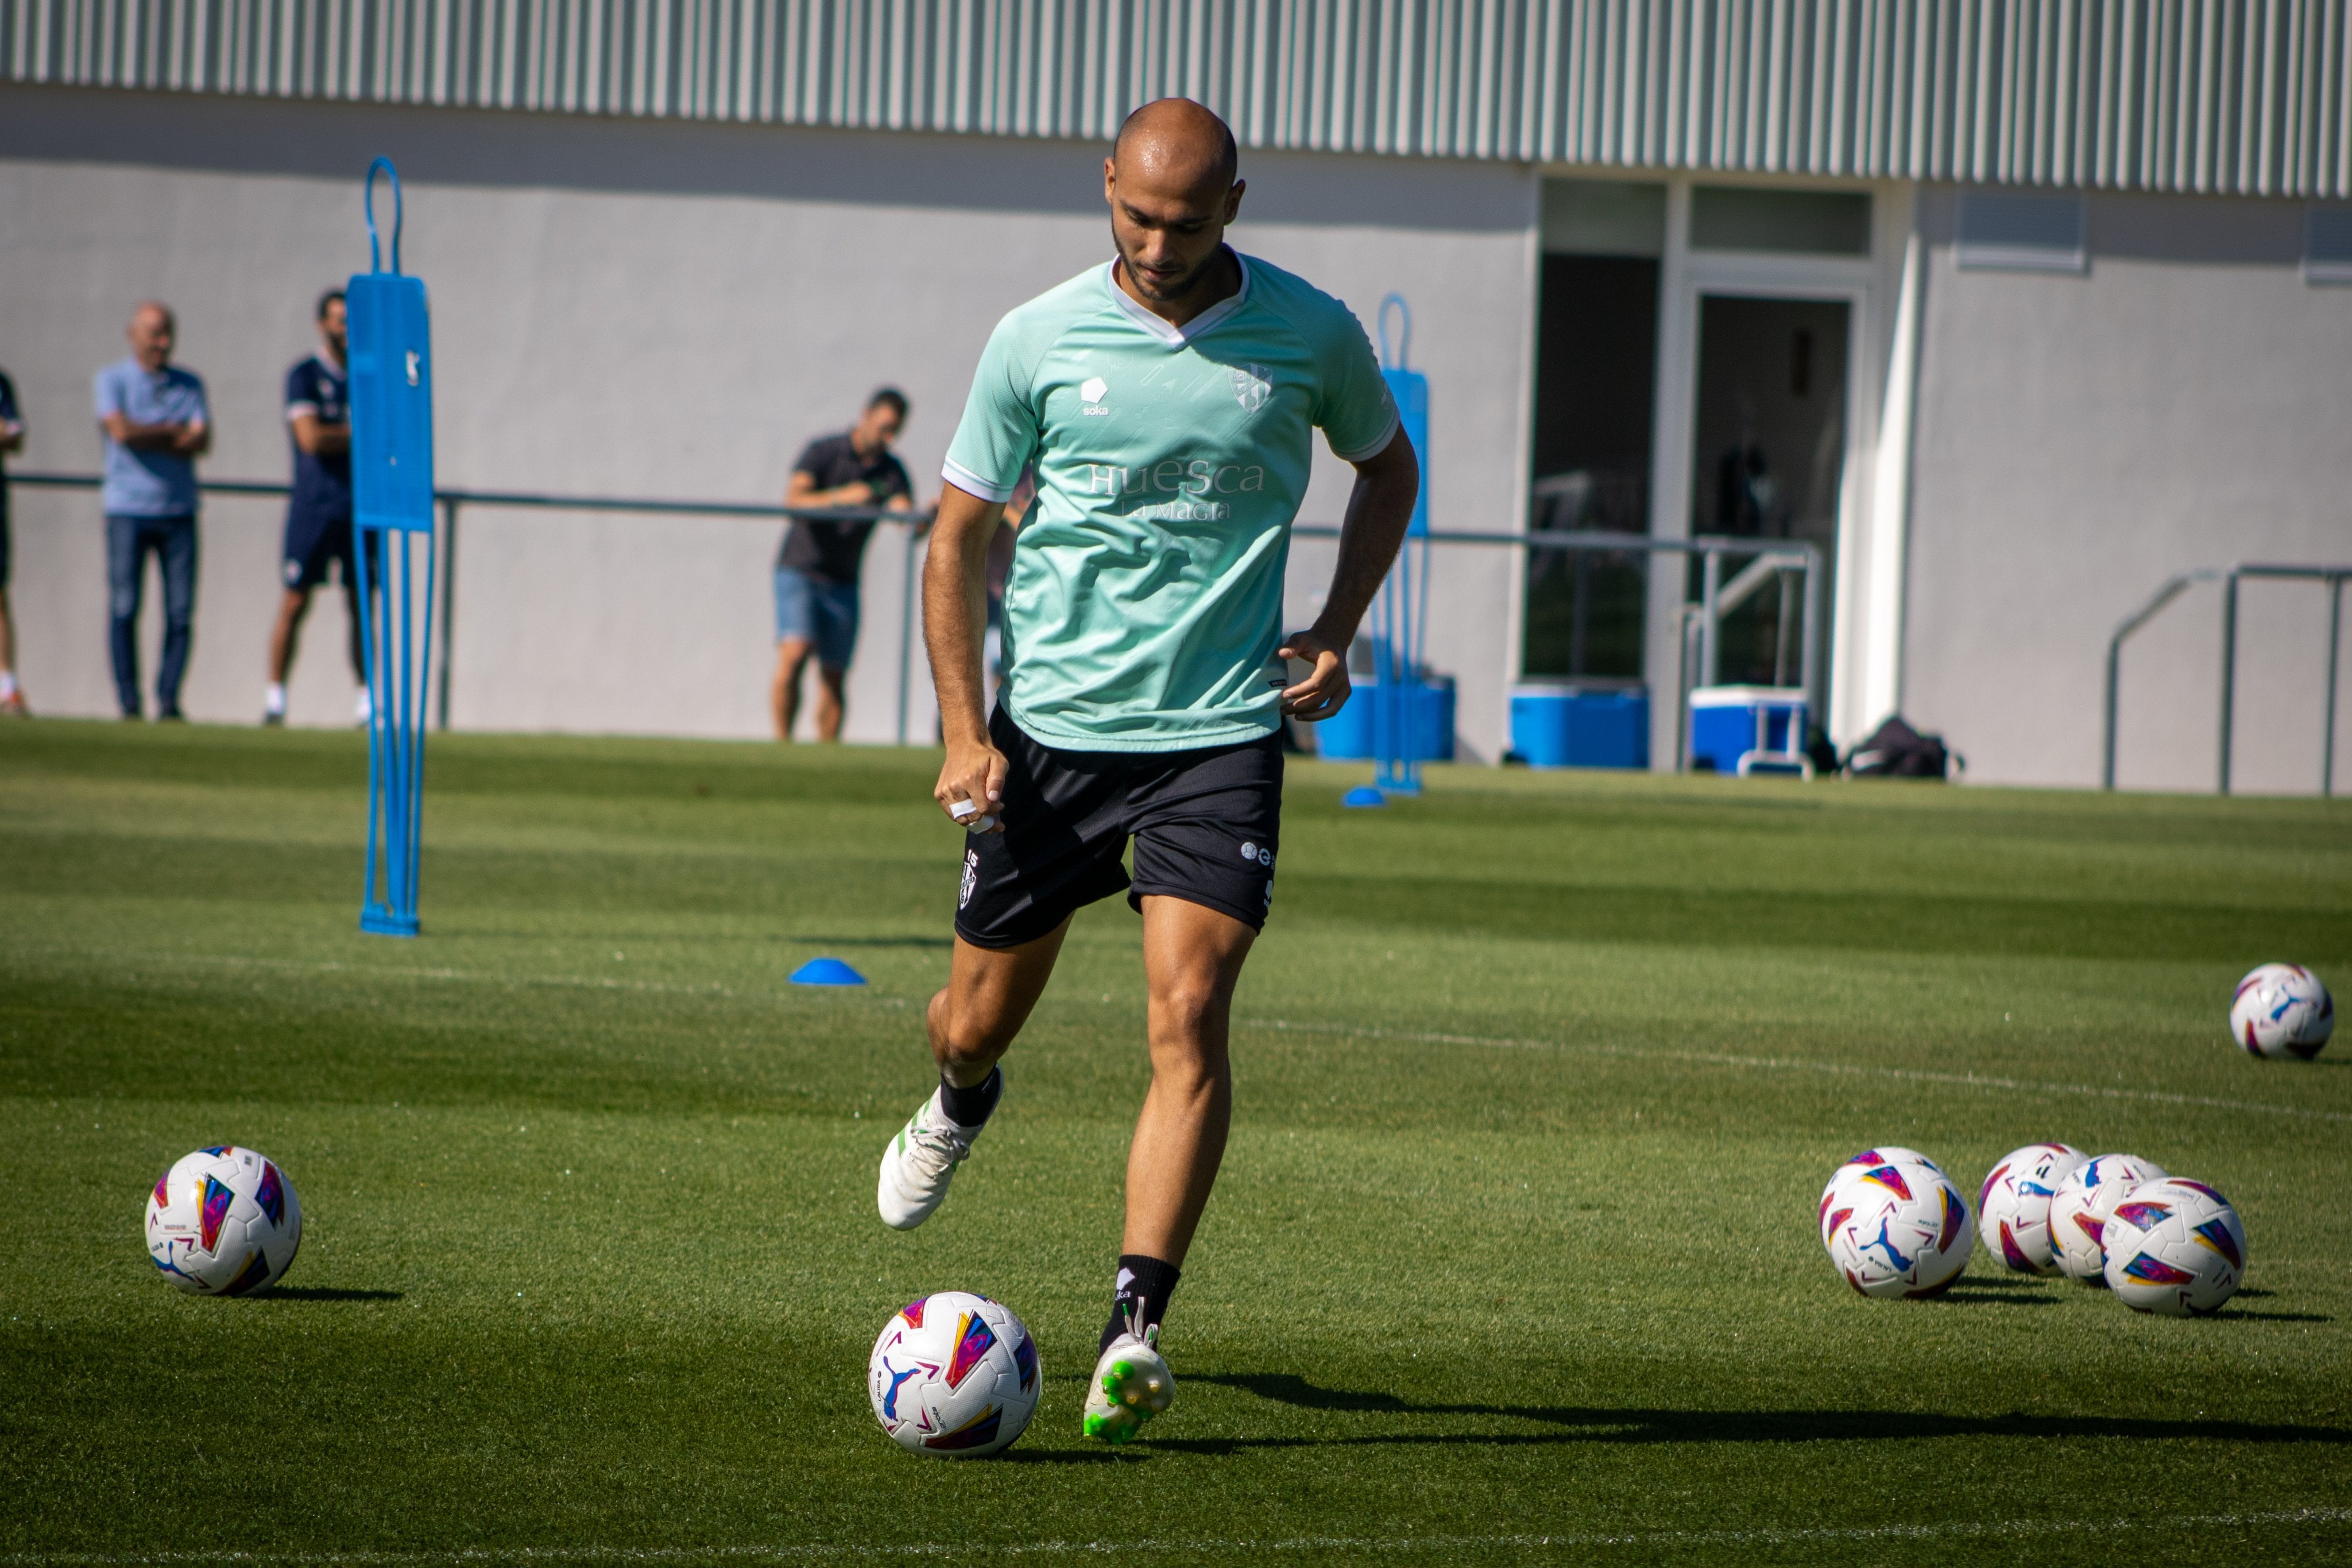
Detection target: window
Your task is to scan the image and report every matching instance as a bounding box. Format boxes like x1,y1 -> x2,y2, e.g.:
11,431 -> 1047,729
1956,191 -> 2086,273
1690,188 -> 1871,255
2307,205 -> 2352,285
1542,180 -> 1666,258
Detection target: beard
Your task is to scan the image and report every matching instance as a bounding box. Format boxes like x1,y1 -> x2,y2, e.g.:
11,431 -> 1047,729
1116,238 -> 1220,303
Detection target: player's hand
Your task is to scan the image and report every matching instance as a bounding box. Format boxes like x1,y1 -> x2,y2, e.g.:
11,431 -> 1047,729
935,737 -> 1008,833
1275,629 -> 1350,722
836,481 -> 876,507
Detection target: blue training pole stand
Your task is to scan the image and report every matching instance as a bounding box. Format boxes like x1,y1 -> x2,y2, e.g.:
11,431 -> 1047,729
1365,293 -> 1432,800
348,158 -> 438,937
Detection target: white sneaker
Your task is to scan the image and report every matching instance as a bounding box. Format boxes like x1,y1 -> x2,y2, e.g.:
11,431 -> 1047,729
1082,1327 -> 1173,1445
876,1089 -> 976,1230
354,687 -> 373,726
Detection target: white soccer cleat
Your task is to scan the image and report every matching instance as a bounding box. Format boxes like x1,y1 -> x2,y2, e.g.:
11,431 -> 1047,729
876,1090 -> 975,1230
1082,1327 -> 1173,1445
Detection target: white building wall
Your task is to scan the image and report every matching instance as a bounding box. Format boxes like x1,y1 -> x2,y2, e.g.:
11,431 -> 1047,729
0,84 -> 1532,757
1902,189 -> 2352,793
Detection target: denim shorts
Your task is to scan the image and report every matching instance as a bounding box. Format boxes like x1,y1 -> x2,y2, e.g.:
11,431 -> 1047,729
773,566 -> 861,669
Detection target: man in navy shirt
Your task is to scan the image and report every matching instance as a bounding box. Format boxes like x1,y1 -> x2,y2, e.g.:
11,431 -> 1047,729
771,388 -> 914,741
264,291 -> 366,726
0,365 -> 25,716
95,301 -> 210,721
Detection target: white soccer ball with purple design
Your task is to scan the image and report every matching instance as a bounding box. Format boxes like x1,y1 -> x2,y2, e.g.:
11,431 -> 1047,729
868,1291 -> 1040,1457
2101,1176 -> 2248,1316
1976,1142 -> 2087,1275
2047,1153 -> 2168,1283
1819,1156 -> 1972,1298
144,1145 -> 303,1295
2229,963 -> 2333,1059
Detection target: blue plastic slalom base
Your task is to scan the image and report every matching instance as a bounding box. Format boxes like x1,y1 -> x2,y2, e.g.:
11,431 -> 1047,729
791,957 -> 867,986
1341,785 -> 1387,808
359,905 -> 420,938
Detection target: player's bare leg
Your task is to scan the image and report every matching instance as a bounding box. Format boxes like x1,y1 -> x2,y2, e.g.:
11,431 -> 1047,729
770,635 -> 813,740
1086,894 -> 1252,1443
876,922 -> 1067,1230
813,663 -> 849,743
264,586 -> 311,725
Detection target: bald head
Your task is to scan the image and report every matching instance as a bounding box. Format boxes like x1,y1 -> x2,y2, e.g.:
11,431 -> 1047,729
1103,99 -> 1247,321
127,300 -> 177,371
1112,98 -> 1239,190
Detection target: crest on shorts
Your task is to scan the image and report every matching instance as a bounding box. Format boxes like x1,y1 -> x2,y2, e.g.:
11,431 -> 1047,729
1229,363 -> 1273,413
959,849 -> 978,910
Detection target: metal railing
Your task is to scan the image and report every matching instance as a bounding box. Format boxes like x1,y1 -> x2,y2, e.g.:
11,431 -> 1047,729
17,473 -> 1820,756
12,471 -> 934,738
2102,563 -> 2349,796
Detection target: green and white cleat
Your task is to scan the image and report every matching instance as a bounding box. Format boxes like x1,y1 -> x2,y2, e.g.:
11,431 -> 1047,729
875,1090 -> 974,1231
1082,1327 -> 1173,1444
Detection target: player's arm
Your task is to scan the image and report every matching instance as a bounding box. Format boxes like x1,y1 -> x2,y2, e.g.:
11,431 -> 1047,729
0,419 -> 22,456
290,410 -> 349,456
101,411 -> 195,451
1279,428 -> 1419,721
786,469 -> 875,509
923,482 -> 1009,829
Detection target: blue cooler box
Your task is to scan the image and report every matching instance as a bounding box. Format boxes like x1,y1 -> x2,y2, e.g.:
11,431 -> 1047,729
1687,686 -> 1809,775
1510,686 -> 1649,769
1316,681 -> 1454,762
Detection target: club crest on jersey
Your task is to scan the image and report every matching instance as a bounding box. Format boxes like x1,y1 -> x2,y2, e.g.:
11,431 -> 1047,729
1229,362 -> 1273,413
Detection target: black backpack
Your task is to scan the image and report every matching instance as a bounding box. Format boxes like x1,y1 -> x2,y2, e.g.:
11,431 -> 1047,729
1845,716 -> 1961,780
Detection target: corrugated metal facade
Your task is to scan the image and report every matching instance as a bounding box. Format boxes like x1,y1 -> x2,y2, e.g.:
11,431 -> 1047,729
4,0 -> 2346,195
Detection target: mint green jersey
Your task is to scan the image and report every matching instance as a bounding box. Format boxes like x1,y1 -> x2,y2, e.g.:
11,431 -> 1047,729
942,251 -> 1400,753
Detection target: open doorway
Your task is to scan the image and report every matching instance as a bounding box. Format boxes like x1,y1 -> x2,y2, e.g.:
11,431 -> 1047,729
1524,181 -> 1664,684
1688,295 -> 1849,687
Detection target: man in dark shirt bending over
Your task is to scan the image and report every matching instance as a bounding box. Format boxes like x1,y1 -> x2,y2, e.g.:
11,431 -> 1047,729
771,387 -> 913,742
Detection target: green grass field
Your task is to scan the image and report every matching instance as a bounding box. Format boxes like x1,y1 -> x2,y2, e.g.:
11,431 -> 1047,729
3,720 -> 2349,1565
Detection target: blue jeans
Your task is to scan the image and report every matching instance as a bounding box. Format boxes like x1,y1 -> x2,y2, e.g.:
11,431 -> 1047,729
107,512 -> 198,716
773,565 -> 861,670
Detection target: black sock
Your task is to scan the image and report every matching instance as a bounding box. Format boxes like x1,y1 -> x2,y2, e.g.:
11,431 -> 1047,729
1101,1254 -> 1181,1352
936,1066 -> 1001,1130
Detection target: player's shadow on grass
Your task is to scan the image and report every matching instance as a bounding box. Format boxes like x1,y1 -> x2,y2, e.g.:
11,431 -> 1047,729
1171,1375 -> 2351,1453
258,1287 -> 405,1302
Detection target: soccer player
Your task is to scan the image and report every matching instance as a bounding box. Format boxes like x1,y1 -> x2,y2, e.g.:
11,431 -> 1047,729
0,363 -> 26,716
265,290 -> 368,726
875,98 -> 1420,1444
96,301 -> 210,722
771,389 -> 914,742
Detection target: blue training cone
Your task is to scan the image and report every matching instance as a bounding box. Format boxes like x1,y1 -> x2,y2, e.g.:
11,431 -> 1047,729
1341,785 -> 1387,808
791,957 -> 867,986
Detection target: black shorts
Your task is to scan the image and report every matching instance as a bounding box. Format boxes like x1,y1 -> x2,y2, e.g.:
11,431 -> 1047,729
282,510 -> 355,593
954,706 -> 1283,948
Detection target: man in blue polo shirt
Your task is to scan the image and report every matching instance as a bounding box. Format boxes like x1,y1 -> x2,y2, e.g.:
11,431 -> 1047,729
95,301 -> 210,721
264,290 -> 368,726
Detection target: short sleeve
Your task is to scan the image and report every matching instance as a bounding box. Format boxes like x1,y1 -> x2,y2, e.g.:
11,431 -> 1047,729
790,437 -> 832,478
941,315 -> 1041,505
94,365 -> 126,419
284,361 -> 319,419
1314,307 -> 1402,463
185,373 -> 210,424
0,372 -> 19,426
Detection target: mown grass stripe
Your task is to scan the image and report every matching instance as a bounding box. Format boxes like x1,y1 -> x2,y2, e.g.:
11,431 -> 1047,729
1242,1019 -> 2352,1124
9,1505 -> 2348,1561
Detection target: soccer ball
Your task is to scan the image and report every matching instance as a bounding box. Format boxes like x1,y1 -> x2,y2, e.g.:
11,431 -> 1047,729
2229,963 -> 2333,1059
2102,1176 -> 2248,1316
1835,1145 -> 1944,1177
868,1291 -> 1040,1457
145,1145 -> 303,1295
1976,1142 -> 2087,1274
2047,1153 -> 2168,1283
1819,1157 -> 1973,1298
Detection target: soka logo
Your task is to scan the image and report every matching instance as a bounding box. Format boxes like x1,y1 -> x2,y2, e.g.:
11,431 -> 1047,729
1080,376 -> 1111,416
1229,362 -> 1273,413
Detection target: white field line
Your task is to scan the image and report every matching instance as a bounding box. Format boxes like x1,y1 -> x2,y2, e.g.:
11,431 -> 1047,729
9,945 -> 2343,1124
1241,1019 -> 2352,1124
6,1507 -> 2348,1562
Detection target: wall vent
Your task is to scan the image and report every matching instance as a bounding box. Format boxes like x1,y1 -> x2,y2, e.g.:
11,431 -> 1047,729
1956,193 -> 2087,274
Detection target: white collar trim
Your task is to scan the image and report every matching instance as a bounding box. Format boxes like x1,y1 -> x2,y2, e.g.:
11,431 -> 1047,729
1102,251 -> 1252,346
